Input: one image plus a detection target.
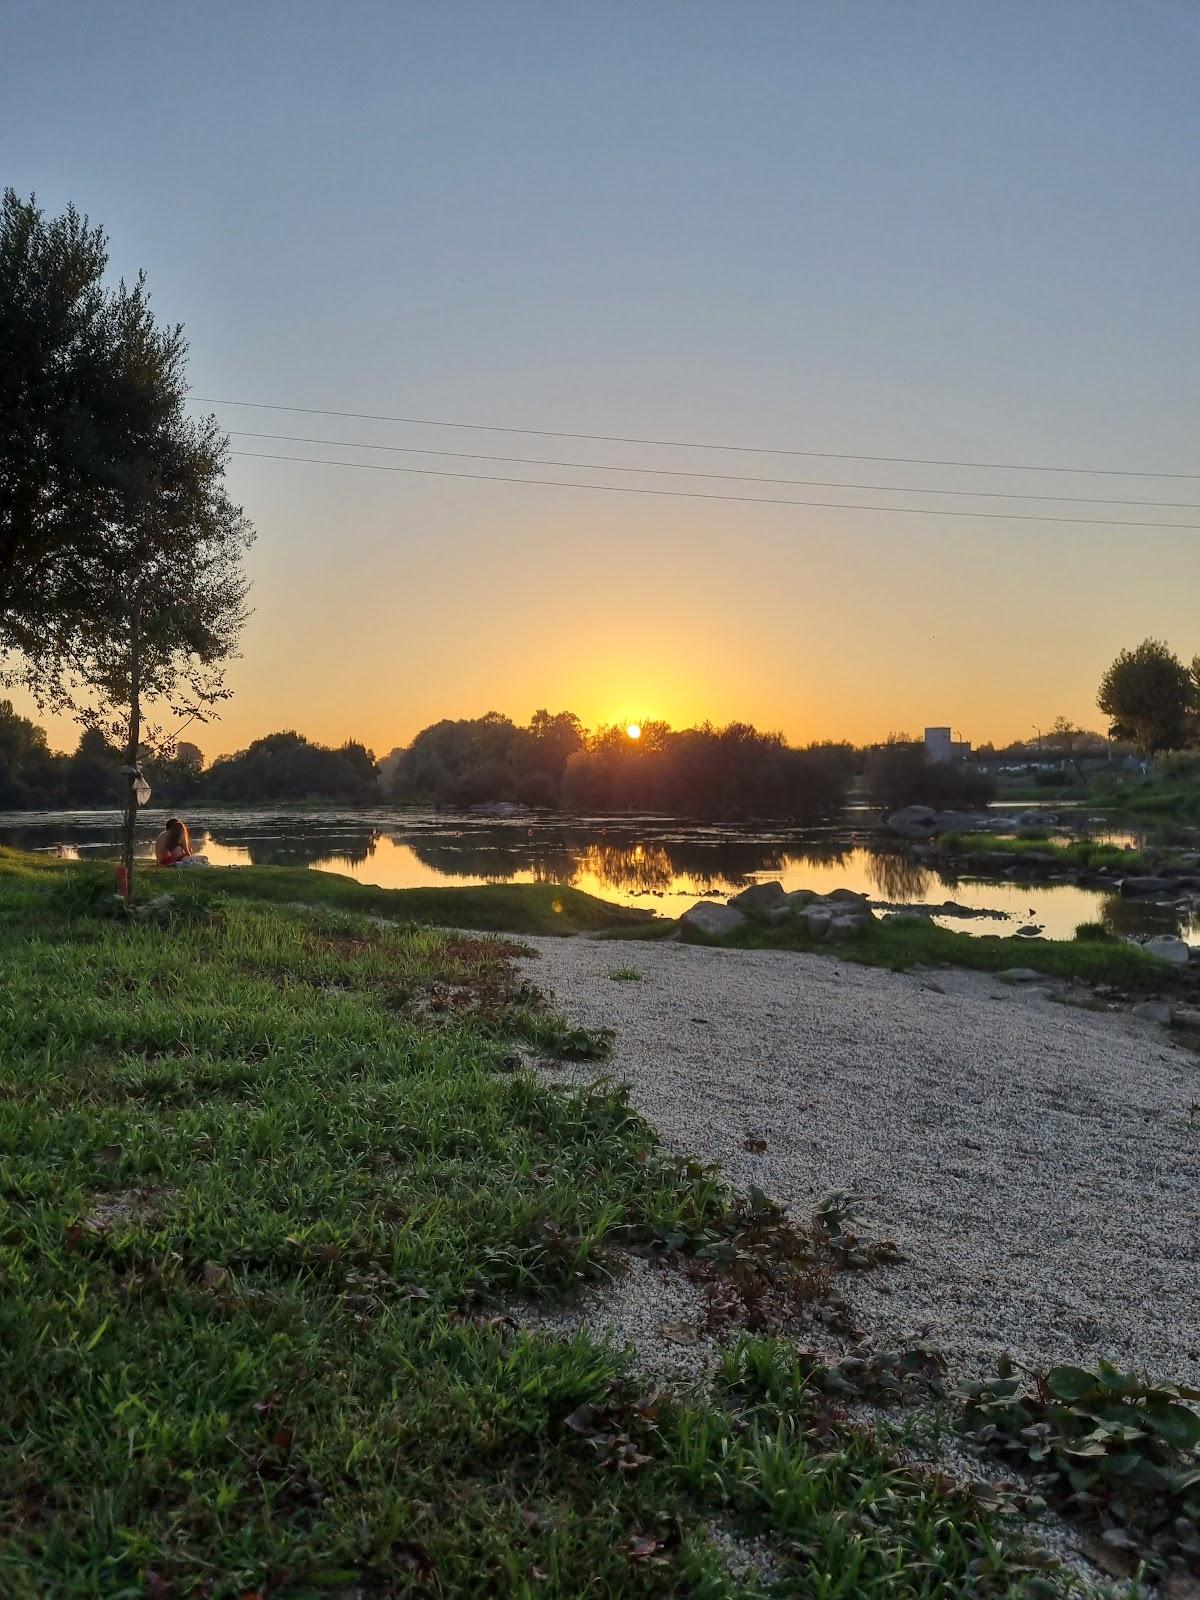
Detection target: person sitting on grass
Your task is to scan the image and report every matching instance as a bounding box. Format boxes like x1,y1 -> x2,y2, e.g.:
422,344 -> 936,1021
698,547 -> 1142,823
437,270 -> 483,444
154,817 -> 196,867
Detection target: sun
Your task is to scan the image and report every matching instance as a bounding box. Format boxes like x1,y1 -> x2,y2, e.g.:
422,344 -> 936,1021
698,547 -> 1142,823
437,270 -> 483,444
626,723 -> 641,740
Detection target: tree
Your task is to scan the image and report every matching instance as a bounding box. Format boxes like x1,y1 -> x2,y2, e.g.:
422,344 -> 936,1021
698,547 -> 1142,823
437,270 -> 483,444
1097,639 -> 1196,755
2,192 -> 253,894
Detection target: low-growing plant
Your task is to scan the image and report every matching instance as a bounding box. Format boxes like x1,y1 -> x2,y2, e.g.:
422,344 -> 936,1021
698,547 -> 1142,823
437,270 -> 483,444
957,1356 -> 1200,1573
1073,922 -> 1116,943
608,965 -> 643,982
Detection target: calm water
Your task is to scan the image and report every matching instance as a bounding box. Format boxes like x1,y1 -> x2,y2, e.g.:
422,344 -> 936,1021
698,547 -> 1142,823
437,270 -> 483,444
1,805 -> 1196,944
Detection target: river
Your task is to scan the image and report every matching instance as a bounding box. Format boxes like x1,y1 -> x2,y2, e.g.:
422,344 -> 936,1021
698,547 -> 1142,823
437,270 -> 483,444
1,805 -> 1196,943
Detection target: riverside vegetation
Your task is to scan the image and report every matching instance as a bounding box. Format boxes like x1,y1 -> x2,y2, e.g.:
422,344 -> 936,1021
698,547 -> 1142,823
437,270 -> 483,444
0,845 -> 1106,1599
4,851 -> 1200,1591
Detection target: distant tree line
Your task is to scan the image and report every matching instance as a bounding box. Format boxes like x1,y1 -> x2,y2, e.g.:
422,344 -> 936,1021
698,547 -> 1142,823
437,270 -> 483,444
383,711 -> 854,821
0,710 -> 378,809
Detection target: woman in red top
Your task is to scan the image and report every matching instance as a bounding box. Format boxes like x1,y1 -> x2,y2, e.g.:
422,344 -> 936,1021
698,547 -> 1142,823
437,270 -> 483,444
154,817 -> 192,867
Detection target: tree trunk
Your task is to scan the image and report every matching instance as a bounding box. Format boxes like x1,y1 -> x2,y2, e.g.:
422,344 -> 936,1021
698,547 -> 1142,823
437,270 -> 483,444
122,590 -> 142,900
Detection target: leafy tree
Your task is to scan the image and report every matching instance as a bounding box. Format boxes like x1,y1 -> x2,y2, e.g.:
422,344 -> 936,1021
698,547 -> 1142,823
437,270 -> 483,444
0,192 -> 253,892
206,732 -> 377,803
64,727 -> 121,807
1097,639 -> 1196,755
865,734 -> 995,812
0,698 -> 63,806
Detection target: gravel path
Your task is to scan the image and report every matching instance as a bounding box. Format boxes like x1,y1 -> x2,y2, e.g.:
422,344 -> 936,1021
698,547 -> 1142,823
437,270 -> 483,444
519,938 -> 1200,1385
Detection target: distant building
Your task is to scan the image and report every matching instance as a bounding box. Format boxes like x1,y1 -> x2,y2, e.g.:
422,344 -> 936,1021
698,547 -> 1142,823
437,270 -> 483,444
924,726 -> 972,763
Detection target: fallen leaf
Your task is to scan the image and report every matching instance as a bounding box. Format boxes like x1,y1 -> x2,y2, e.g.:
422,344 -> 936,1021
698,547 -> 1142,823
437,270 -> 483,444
390,1540 -> 436,1580
564,1403 -> 604,1436
399,1283 -> 431,1301
93,1143 -> 123,1167
201,1261 -> 230,1289
742,1137 -> 768,1152
315,1243 -> 343,1262
628,1533 -> 660,1561
658,1322 -> 700,1346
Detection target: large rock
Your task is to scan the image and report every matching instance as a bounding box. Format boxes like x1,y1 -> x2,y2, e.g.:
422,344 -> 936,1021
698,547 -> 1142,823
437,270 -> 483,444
680,901 -> 747,938
827,913 -> 871,940
998,967 -> 1041,984
885,806 -> 938,840
1120,876 -> 1178,897
804,909 -> 833,939
1140,935 -> 1192,966
1132,1000 -> 1173,1025
729,880 -> 787,913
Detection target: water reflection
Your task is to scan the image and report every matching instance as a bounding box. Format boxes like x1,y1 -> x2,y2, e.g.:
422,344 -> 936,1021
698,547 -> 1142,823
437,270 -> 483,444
0,807 -> 1196,944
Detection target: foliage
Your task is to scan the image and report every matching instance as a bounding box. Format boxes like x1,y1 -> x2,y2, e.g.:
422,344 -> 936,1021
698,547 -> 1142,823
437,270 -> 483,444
1097,638 -> 1198,755
866,736 -> 996,812
562,722 -> 852,821
383,709 -> 584,807
0,190 -> 253,737
205,729 -> 378,803
1073,922 -> 1116,943
958,1357 -> 1200,1573
937,835 -> 1149,873
674,905 -> 1179,991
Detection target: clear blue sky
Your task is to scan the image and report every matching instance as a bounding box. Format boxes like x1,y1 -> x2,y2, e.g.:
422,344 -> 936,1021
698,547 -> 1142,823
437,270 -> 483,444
5,0 -> 1198,755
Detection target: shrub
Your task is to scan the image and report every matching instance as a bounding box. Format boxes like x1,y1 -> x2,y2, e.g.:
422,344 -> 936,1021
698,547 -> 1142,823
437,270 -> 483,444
865,738 -> 996,812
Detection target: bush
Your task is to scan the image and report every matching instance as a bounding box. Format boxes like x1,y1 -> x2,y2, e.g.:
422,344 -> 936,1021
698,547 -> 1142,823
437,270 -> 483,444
514,770 -> 560,809
1074,921 -> 1115,943
865,739 -> 996,812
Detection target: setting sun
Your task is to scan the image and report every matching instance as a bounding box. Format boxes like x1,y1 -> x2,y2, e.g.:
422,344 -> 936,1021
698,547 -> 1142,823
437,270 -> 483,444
626,723 -> 641,740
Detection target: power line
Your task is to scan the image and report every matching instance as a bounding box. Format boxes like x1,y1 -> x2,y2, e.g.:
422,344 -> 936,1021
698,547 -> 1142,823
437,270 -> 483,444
227,429 -> 1200,509
194,394 -> 1200,480
228,448 -> 1200,529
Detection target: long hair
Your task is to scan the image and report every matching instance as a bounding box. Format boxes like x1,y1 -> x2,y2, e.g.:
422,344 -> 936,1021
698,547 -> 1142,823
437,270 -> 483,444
165,817 -> 190,853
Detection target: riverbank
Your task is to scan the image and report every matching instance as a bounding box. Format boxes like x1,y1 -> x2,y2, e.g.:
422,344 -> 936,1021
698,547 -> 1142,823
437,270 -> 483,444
519,935 -> 1200,1388
3,850 -> 1084,1597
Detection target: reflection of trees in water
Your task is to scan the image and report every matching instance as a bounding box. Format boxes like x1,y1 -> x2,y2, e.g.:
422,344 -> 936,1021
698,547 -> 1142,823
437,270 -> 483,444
1098,892 -> 1183,939
570,843 -> 677,892
207,829 -> 380,868
864,848 -> 931,901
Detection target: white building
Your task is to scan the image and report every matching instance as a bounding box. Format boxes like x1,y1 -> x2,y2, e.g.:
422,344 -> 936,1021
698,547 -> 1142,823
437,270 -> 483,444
924,726 -> 971,763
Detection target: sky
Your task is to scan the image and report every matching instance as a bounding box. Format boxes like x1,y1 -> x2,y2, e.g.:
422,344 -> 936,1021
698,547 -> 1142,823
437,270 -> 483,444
4,0 -> 1199,759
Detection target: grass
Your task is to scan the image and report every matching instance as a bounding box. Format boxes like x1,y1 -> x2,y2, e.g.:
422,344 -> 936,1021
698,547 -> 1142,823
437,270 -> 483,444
676,910 -> 1176,990
937,835 -> 1149,872
0,847 -> 1075,1598
35,853 -> 656,936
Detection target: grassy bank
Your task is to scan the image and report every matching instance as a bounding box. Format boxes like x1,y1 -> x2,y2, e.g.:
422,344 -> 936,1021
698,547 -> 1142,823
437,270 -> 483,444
677,911 -> 1177,990
27,853 -> 655,936
937,835 -> 1148,872
0,850 -> 1069,1597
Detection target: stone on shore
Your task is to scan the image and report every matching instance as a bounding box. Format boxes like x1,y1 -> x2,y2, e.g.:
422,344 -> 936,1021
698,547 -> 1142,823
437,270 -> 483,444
729,880 -> 787,913
1132,1000 -> 1174,1026
681,901 -> 747,937
998,967 -> 1041,984
1139,935 -> 1192,966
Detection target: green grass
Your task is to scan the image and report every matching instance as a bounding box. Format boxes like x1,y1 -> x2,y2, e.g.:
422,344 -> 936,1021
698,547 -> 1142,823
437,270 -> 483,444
37,853 -> 656,936
0,850 -> 1082,1596
676,911 -> 1175,989
937,835 -> 1149,872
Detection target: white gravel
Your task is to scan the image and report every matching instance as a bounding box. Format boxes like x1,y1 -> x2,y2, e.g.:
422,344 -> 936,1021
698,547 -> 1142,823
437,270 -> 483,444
520,938 -> 1200,1386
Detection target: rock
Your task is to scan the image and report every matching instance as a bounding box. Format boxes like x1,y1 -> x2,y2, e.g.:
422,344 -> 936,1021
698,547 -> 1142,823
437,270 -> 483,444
885,805 -> 938,840
681,901 -> 747,938
465,800 -> 529,817
1132,1000 -> 1173,1026
1119,876 -> 1177,897
1172,1007 -> 1200,1029
824,887 -> 869,906
1139,935 -> 1192,966
133,893 -> 176,923
729,881 -> 787,913
781,888 -> 816,909
884,910 -> 931,924
998,968 -> 1041,984
1014,925 -> 1044,938
827,913 -> 870,940
804,909 -> 833,939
